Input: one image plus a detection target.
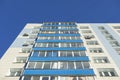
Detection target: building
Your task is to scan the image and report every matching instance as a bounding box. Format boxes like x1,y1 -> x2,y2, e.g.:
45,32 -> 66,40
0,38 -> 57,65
0,22 -> 120,80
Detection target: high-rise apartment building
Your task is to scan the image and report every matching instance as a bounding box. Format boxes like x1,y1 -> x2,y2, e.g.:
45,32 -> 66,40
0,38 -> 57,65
0,22 -> 120,80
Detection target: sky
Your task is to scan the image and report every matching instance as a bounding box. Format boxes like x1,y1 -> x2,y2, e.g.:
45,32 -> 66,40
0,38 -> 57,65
0,0 -> 120,58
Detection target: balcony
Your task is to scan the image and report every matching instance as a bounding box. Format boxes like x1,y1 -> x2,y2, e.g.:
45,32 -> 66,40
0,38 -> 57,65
21,76 -> 95,80
98,68 -> 118,77
84,35 -> 95,40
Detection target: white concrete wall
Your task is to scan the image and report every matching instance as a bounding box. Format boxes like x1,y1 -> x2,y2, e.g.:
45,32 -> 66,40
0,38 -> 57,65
0,23 -> 41,80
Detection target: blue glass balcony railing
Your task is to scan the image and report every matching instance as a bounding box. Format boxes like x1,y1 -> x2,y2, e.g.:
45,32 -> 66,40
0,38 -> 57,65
28,56 -> 89,61
38,34 -> 80,36
40,28 -> 78,31
42,24 -> 77,27
36,40 -> 83,43
33,47 -> 86,51
23,69 -> 95,76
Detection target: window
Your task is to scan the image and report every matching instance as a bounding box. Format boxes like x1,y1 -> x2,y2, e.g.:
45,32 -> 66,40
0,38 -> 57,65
22,76 -> 57,80
22,76 -> 95,80
31,51 -> 58,57
98,26 -> 105,30
35,43 -> 46,47
75,36 -> 81,40
86,41 -> 99,45
27,62 -> 35,69
93,57 -> 109,63
7,68 -> 22,77
105,35 -> 115,40
89,48 -> 103,53
83,62 -> 90,69
39,51 -> 46,57
26,62 -> 58,69
32,76 -> 40,80
15,57 -> 27,63
26,61 -> 90,70
110,41 -> 120,47
76,62 -> 83,69
60,43 -> 70,47
60,43 -> 83,47
35,62 -> 43,69
36,43 -> 59,47
81,30 -> 92,34
101,30 -> 109,35
59,36 -> 71,40
60,51 -> 86,57
76,62 -> 90,69
31,51 -> 45,57
98,68 -> 118,77
43,62 -> 51,69
59,31 -> 78,34
41,31 -> 57,34
60,51 -> 67,57
115,48 -> 120,54
117,30 -> 120,33
67,51 -> 73,57
46,51 -> 58,57
21,48 -> 31,53
113,26 -> 120,29
70,36 -> 75,40
22,76 -> 31,80
31,30 -> 39,34
79,26 -> 89,29
51,62 -> 58,69
38,36 -> 48,40
68,62 -> 74,69
29,34 -> 37,39
26,41 -> 34,45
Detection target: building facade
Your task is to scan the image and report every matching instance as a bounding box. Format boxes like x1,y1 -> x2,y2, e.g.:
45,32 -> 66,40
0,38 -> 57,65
0,22 -> 120,80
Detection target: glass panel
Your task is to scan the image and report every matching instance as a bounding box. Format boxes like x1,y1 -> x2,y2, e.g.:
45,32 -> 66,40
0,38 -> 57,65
23,76 -> 31,80
71,43 -> 76,47
60,62 -> 67,69
80,51 -> 86,56
42,76 -> 49,80
43,62 -> 50,69
50,76 -> 58,80
35,62 -> 43,69
39,51 -> 45,57
74,52 -> 80,57
76,62 -> 82,69
104,72 -> 109,76
32,76 -> 40,80
110,72 -> 115,76
51,62 -> 58,69
83,62 -> 90,69
67,51 -> 73,57
32,51 -> 39,57
74,51 -> 80,57
27,62 -> 35,69
68,62 -> 74,69
60,51 -> 67,57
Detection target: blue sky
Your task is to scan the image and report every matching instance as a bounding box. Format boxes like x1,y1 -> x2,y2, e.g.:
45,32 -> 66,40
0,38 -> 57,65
0,0 -> 120,58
